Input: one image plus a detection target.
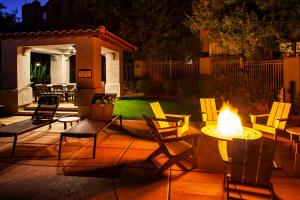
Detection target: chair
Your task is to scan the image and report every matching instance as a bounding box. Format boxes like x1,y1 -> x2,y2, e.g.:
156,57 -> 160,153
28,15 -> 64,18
250,101 -> 291,141
143,115 -> 200,174
58,93 -> 122,159
34,84 -> 49,102
52,84 -> 65,102
150,102 -> 190,137
66,84 -> 76,102
200,98 -> 218,125
224,139 -> 276,200
0,95 -> 59,156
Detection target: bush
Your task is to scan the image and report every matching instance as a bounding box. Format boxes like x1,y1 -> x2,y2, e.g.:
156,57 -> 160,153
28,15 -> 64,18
162,80 -> 177,94
136,78 -> 152,94
198,74 -> 214,97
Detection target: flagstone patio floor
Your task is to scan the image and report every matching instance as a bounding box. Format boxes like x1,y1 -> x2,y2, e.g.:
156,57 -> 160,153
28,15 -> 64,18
0,116 -> 299,200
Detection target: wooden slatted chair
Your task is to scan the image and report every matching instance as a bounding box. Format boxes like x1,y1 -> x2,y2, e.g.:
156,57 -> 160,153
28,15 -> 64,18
200,98 -> 218,125
0,95 -> 59,156
143,115 -> 200,174
150,102 -> 190,137
250,102 -> 291,141
224,139 -> 276,200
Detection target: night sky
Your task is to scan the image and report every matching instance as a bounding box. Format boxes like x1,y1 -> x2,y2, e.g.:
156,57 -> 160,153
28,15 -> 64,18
0,0 -> 48,19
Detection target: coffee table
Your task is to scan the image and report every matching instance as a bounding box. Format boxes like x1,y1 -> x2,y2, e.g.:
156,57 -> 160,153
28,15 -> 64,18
58,116 -> 80,130
286,127 -> 300,149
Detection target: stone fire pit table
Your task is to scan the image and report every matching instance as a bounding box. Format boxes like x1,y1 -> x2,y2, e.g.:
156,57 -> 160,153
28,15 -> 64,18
201,125 -> 262,161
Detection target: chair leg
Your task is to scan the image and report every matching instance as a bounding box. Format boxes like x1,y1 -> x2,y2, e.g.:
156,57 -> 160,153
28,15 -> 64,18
93,134 -> 97,159
156,159 -> 174,174
175,160 -> 189,171
12,135 -> 18,157
226,177 -> 229,200
120,115 -> 123,129
146,148 -> 162,162
58,134 -> 63,160
269,183 -> 276,200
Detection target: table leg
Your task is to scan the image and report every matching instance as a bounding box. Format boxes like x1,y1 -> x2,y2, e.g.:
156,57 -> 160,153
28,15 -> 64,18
12,135 -> 18,157
93,135 -> 97,159
290,133 -> 294,150
64,122 -> 67,130
58,134 -> 63,160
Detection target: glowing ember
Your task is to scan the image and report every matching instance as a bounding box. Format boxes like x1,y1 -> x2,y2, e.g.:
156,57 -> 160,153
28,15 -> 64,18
217,102 -> 244,137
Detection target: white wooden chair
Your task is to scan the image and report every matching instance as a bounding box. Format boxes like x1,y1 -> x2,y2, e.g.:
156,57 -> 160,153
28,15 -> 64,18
143,115 -> 199,174
250,101 -> 291,141
150,102 -> 190,137
224,139 -> 276,199
200,98 -> 218,125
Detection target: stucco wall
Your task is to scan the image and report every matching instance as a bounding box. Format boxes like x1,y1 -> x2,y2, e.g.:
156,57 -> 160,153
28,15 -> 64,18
51,54 -> 70,84
1,35 -> 125,115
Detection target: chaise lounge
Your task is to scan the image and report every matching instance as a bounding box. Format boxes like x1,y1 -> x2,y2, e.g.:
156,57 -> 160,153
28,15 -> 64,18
0,95 -> 59,157
58,93 -> 122,159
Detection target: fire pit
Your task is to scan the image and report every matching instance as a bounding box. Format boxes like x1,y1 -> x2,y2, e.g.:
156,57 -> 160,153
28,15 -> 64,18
201,125 -> 262,140
201,102 -> 262,140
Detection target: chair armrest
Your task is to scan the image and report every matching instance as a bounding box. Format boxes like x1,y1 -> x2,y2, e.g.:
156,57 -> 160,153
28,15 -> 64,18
165,113 -> 191,118
273,118 -> 288,129
157,125 -> 182,132
162,134 -> 200,143
249,114 -> 269,124
153,117 -> 181,123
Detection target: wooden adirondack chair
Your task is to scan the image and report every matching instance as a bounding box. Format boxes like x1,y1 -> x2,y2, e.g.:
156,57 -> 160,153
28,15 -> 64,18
250,101 -> 291,141
150,102 -> 190,137
200,98 -> 218,125
224,139 -> 276,200
143,115 -> 200,174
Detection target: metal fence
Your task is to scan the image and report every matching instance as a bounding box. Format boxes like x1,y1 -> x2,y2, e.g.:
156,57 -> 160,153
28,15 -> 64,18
212,59 -> 284,98
124,60 -> 201,83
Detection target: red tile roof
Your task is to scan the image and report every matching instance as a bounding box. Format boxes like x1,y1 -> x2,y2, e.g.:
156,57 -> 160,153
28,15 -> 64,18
0,26 -> 137,52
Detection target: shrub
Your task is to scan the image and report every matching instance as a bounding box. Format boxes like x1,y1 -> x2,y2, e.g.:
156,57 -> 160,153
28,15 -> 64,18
136,78 -> 152,94
162,80 -> 177,94
198,74 -> 214,97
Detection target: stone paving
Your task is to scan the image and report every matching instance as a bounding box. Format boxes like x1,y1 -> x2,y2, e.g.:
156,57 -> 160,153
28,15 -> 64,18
0,116 -> 299,200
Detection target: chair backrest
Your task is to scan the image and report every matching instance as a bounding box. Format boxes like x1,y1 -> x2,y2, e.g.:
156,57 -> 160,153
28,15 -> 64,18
230,139 -> 276,185
150,102 -> 169,128
266,102 -> 291,130
200,98 -> 218,121
66,84 -> 76,91
52,84 -> 64,92
35,84 -> 49,93
32,95 -> 60,121
143,114 -> 168,153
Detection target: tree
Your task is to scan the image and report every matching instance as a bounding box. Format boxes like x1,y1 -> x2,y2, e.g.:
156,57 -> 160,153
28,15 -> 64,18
78,0 -> 200,60
0,3 -> 17,33
187,0 -> 300,59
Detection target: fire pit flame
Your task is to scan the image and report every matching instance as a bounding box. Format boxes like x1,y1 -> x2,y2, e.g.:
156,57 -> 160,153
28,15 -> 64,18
217,102 -> 244,137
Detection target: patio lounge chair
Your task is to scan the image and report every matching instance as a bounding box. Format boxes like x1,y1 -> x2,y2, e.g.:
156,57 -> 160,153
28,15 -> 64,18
58,93 -> 122,159
250,101 -> 291,141
143,115 -> 200,174
224,139 -> 276,200
0,95 -> 59,156
150,102 -> 190,137
200,98 -> 218,126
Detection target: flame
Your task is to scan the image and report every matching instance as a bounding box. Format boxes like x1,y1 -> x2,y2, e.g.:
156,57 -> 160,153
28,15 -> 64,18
217,102 -> 244,137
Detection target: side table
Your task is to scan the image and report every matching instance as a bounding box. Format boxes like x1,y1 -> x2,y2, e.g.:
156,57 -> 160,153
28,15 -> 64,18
286,127 -> 300,149
58,116 -> 80,130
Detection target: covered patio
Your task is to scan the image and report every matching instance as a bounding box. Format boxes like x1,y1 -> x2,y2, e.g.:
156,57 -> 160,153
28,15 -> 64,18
0,116 -> 299,199
0,26 -> 137,116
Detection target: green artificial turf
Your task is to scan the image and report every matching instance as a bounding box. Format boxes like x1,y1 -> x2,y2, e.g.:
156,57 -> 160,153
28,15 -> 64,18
113,98 -> 200,121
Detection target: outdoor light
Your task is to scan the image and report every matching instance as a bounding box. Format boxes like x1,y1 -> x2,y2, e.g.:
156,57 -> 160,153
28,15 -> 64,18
35,62 -> 41,67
